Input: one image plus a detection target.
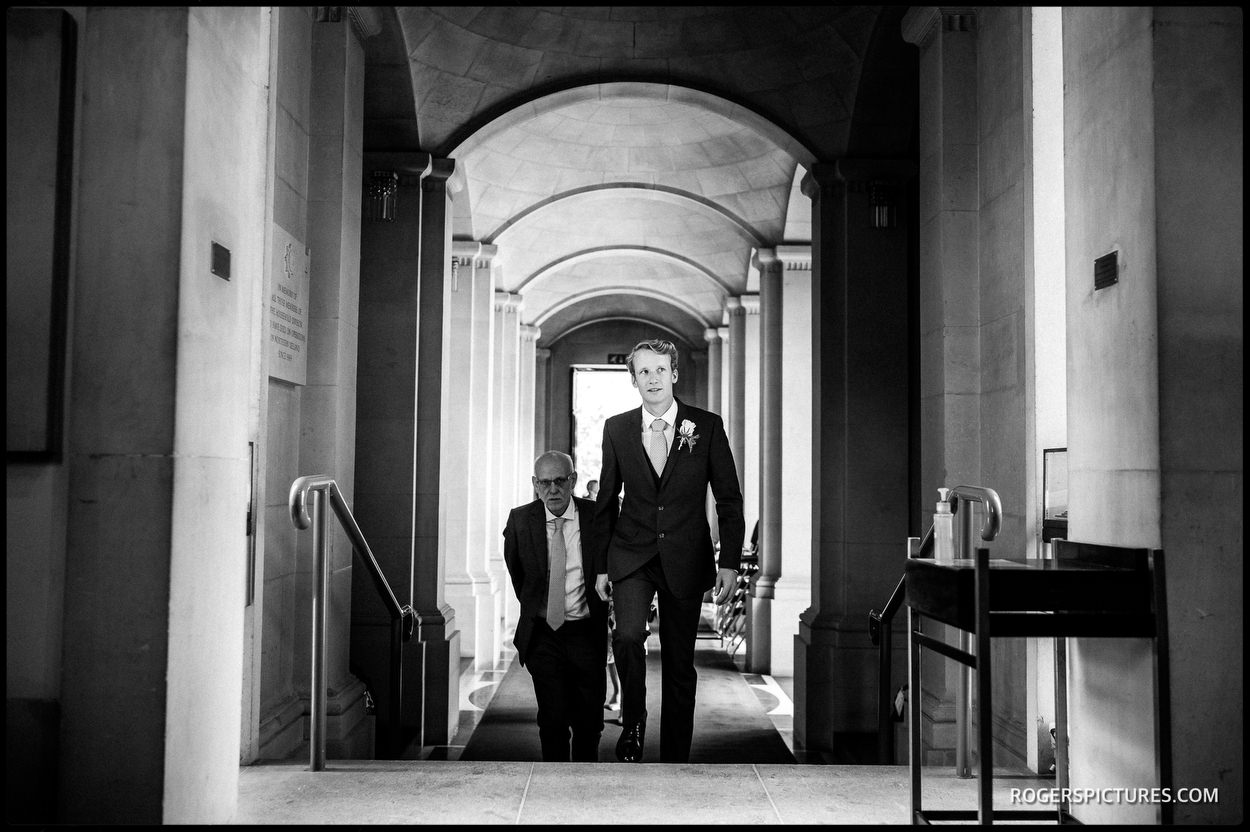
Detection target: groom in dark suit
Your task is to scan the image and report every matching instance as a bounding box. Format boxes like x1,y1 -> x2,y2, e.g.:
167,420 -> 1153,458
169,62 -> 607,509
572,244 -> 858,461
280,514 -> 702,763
503,451 -> 609,762
590,339 -> 744,763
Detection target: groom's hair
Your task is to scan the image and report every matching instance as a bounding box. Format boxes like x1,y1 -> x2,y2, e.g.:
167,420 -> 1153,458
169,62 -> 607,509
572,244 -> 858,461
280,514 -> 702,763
626,339 -> 679,377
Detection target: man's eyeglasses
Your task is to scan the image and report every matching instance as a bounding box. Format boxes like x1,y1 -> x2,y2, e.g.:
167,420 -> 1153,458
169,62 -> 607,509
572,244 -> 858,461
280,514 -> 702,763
535,475 -> 572,490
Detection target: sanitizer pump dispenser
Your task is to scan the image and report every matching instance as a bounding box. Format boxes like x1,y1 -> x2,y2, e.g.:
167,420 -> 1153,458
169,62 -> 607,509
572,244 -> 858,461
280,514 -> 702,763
934,488 -> 955,561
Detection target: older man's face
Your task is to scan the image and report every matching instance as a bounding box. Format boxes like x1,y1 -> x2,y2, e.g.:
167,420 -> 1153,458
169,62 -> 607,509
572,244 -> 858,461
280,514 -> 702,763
533,456 -> 576,516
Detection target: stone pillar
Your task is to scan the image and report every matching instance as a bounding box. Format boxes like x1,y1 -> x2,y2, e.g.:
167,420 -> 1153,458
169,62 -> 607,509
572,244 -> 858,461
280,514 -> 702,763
493,291 -> 523,634
747,252 -> 783,673
688,346 -> 708,409
903,5 -> 982,764
468,246 -> 502,666
703,327 -> 726,543
742,293 -> 761,546
354,151 -> 433,748
717,327 -> 730,427
725,298 -> 747,491
704,327 -> 723,413
535,346 -> 551,454
774,245 -> 814,678
519,324 -> 540,485
794,156 -> 913,757
294,14 -> 371,757
413,158 -> 461,745
445,241 -> 499,670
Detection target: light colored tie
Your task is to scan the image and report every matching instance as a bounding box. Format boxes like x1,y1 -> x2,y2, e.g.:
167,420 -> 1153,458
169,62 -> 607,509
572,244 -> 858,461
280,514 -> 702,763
546,518 -> 566,629
648,419 -> 668,476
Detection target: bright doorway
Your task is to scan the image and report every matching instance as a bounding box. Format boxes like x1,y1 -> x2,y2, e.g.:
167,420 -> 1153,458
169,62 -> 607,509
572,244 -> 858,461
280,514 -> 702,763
570,365 -> 638,497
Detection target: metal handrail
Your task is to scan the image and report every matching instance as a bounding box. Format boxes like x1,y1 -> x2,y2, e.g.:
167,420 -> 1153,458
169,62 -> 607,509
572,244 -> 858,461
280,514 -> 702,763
945,485 -> 1002,777
870,485 -> 1002,768
289,475 -> 415,771
870,526 -> 933,764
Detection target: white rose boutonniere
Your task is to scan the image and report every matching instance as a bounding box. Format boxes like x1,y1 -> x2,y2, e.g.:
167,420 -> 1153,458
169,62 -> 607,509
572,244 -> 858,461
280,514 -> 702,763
677,419 -> 699,452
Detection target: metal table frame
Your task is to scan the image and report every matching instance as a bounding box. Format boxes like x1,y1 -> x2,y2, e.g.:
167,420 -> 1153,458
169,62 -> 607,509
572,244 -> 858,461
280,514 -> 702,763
905,541 -> 1171,825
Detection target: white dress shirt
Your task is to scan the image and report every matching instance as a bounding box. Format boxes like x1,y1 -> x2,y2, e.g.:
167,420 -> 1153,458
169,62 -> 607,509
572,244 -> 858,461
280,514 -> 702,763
639,399 -> 679,457
545,500 -> 589,621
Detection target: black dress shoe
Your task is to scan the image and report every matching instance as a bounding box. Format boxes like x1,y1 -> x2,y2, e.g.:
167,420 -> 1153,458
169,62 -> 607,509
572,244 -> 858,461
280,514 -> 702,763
616,718 -> 646,763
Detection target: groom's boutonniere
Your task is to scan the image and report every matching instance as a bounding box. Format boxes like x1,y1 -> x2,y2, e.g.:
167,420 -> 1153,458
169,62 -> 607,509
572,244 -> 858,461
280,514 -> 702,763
677,419 -> 699,452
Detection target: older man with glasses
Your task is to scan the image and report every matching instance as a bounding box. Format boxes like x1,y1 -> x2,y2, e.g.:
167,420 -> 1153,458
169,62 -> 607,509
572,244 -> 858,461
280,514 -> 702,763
502,450 -> 610,762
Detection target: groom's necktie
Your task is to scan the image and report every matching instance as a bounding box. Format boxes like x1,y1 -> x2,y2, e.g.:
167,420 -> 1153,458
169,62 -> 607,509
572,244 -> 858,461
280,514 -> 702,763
648,419 -> 668,476
546,517 -> 566,629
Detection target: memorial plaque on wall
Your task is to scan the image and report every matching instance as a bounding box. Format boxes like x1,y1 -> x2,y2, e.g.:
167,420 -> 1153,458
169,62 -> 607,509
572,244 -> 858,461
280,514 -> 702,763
267,223 -> 310,385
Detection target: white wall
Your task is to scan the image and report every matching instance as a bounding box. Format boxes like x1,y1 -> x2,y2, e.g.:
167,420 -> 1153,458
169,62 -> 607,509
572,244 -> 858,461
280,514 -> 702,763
163,7 -> 270,822
1064,7 -> 1242,824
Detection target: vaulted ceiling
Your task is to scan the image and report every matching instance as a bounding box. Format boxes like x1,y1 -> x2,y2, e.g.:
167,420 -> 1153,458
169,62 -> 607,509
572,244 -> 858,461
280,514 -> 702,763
363,6 -> 914,347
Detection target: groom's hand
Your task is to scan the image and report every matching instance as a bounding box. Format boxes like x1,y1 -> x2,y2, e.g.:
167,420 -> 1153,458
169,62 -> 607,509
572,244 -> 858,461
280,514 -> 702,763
595,573 -> 611,601
712,568 -> 739,605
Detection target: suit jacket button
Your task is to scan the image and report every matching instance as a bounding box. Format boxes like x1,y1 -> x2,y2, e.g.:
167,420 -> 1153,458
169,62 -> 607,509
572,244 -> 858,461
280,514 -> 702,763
658,532 -> 665,539
658,505 -> 664,511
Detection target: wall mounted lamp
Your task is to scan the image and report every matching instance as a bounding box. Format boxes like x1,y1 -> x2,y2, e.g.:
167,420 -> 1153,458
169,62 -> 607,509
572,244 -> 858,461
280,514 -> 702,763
367,170 -> 398,222
870,180 -> 895,229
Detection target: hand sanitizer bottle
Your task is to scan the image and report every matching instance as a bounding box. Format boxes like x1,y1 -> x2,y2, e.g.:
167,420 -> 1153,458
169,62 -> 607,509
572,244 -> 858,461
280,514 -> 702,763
934,488 -> 955,561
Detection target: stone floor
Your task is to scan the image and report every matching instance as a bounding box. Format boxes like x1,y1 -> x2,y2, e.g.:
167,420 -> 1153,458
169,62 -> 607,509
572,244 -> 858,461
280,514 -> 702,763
237,626 -> 1057,824
234,760 -> 1058,824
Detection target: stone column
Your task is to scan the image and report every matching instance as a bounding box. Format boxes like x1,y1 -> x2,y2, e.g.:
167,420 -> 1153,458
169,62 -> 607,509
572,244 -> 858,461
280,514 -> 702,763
718,326 -> 730,427
725,298 -> 747,491
413,158 -> 461,745
704,327 -> 723,413
535,346 -> 551,454
445,241 -> 498,670
747,251 -> 782,673
287,15 -> 371,758
492,292 -> 523,633
354,151 -> 433,748
774,245 -> 814,678
903,5 -> 982,765
468,246 -> 502,666
519,325 -> 540,487
703,327 -> 726,544
794,156 -> 913,757
742,293 -> 761,547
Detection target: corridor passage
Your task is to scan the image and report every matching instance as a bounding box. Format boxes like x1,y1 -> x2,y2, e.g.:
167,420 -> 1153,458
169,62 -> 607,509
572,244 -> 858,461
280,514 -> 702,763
451,609 -> 795,764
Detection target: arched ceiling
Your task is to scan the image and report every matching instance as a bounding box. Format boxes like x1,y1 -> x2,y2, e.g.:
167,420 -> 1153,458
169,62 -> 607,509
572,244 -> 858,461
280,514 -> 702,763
376,7 -> 899,346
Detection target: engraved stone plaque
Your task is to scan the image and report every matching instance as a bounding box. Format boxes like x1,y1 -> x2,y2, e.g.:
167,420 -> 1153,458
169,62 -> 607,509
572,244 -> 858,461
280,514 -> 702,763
267,223 -> 310,385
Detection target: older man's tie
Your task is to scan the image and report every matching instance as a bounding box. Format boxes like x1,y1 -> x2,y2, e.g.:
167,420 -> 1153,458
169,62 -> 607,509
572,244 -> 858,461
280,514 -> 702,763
648,419 -> 668,476
546,517 -> 566,629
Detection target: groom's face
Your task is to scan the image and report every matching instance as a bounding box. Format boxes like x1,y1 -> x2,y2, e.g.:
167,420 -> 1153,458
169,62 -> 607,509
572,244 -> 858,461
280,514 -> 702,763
630,348 -> 676,412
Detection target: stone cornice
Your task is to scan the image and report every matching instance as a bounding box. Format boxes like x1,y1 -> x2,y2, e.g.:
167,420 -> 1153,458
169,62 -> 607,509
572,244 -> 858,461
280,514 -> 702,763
776,244 -> 813,271
802,159 -> 917,195
452,240 -> 480,268
740,294 -> 761,315
752,247 -> 782,273
423,158 -> 456,190
452,240 -> 499,269
494,290 -> 522,312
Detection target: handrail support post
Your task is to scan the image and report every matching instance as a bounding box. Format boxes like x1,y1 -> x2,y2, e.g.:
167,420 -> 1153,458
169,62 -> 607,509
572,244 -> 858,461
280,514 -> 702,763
309,485 -> 330,772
